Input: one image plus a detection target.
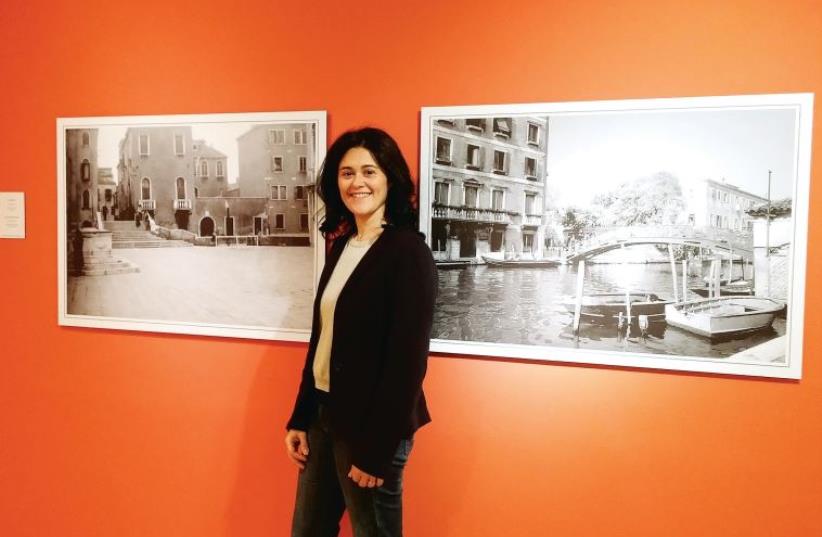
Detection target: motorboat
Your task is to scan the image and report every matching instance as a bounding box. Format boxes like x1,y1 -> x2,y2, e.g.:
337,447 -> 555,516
482,255 -> 562,268
664,297 -> 785,338
690,279 -> 754,298
561,292 -> 671,324
435,260 -> 472,270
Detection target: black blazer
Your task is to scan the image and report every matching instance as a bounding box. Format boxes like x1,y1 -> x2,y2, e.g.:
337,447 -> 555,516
286,225 -> 437,478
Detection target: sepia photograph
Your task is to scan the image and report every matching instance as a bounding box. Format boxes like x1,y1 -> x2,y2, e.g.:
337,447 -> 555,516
58,111 -> 326,341
420,94 -> 813,378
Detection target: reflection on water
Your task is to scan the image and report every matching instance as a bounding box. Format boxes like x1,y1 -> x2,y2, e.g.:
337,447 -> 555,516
434,263 -> 786,360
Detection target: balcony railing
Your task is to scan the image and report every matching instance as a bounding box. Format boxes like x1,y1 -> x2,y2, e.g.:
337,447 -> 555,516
432,204 -> 514,224
138,199 -> 156,211
525,214 -> 542,226
174,199 -> 192,211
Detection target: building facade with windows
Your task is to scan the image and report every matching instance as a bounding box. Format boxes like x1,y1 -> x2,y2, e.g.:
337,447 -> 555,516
96,168 -> 116,222
192,140 -> 228,198
117,126 -> 196,229
684,178 -> 768,233
66,128 -> 99,230
236,124 -> 315,240
430,116 -> 549,260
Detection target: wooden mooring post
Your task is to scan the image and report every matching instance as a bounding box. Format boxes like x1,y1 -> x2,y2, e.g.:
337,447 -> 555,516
668,244 -> 679,303
707,259 -> 716,298
622,243 -> 631,325
714,258 -> 722,298
572,259 -> 585,334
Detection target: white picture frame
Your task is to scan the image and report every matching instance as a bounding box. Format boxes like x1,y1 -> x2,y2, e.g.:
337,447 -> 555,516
420,94 -> 812,379
58,111 -> 327,342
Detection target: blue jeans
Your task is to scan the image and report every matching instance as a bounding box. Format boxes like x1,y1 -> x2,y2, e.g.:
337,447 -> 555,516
291,403 -> 414,537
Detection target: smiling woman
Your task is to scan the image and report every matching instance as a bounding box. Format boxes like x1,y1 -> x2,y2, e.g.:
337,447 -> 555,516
337,147 -> 389,239
285,127 -> 437,537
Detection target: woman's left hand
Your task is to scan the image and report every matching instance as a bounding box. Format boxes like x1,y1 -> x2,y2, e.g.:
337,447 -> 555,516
348,465 -> 384,488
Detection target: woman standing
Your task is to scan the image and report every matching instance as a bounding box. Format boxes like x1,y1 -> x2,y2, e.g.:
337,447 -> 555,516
285,127 -> 437,537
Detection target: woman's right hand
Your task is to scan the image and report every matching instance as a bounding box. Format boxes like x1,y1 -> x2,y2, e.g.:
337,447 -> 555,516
285,429 -> 309,470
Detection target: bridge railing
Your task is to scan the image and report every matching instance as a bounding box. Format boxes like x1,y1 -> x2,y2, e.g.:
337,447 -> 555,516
573,225 -> 752,253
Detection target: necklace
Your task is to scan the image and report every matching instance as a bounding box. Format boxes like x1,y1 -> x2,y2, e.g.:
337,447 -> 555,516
352,221 -> 386,244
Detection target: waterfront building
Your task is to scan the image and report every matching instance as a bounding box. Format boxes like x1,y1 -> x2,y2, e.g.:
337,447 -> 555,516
748,199 -> 792,301
430,116 -> 548,260
684,178 -> 768,233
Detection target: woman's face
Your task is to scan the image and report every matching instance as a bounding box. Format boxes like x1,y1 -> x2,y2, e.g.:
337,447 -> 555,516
337,147 -> 388,224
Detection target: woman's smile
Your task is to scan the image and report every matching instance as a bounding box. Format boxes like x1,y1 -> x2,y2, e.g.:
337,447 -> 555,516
338,147 -> 389,225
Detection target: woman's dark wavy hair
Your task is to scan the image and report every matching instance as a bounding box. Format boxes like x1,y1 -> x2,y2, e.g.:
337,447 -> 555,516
317,127 -> 417,237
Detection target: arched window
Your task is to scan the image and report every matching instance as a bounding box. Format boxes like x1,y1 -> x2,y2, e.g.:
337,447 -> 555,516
82,190 -> 90,210
82,132 -> 90,146
216,161 -> 224,177
81,160 -> 90,181
176,177 -> 186,199
200,160 -> 208,177
141,178 -> 151,200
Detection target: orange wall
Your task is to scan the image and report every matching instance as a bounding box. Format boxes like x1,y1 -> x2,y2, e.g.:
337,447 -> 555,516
1,1 -> 821,536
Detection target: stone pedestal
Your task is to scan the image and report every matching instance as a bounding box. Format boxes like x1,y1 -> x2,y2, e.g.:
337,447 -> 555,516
80,228 -> 140,276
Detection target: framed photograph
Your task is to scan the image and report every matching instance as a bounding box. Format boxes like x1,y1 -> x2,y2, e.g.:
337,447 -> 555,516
420,94 -> 813,379
58,111 -> 327,341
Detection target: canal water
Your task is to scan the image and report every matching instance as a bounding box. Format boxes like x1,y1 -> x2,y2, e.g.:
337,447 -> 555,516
434,261 -> 786,361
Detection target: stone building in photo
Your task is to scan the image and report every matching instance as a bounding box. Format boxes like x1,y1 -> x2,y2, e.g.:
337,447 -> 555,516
236,124 -> 317,245
97,167 -> 116,222
749,199 -> 792,301
117,126 -> 196,229
430,116 -> 549,261
65,128 -> 100,230
684,177 -> 768,233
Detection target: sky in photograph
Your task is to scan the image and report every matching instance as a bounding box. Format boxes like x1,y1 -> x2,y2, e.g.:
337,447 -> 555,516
545,107 -> 798,208
93,122 -> 262,185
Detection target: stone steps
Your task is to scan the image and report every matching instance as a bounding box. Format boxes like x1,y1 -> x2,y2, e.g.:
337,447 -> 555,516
112,233 -> 157,240
104,221 -> 148,230
112,240 -> 193,249
80,258 -> 141,276
104,222 -> 194,249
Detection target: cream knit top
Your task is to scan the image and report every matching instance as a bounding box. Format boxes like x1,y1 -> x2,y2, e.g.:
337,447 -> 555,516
313,236 -> 376,392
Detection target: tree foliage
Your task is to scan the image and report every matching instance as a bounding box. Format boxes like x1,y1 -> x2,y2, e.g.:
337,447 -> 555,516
562,206 -> 599,241
592,171 -> 686,226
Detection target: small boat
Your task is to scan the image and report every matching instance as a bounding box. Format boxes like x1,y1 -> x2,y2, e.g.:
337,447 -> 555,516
561,293 -> 671,324
665,297 -> 785,338
435,260 -> 472,270
482,255 -> 562,268
690,279 -> 754,297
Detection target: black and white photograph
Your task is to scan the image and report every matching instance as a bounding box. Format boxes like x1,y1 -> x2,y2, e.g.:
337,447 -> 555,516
58,111 -> 326,341
420,94 -> 813,378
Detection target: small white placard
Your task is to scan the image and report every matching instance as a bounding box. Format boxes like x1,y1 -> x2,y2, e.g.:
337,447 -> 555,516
0,192 -> 25,239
